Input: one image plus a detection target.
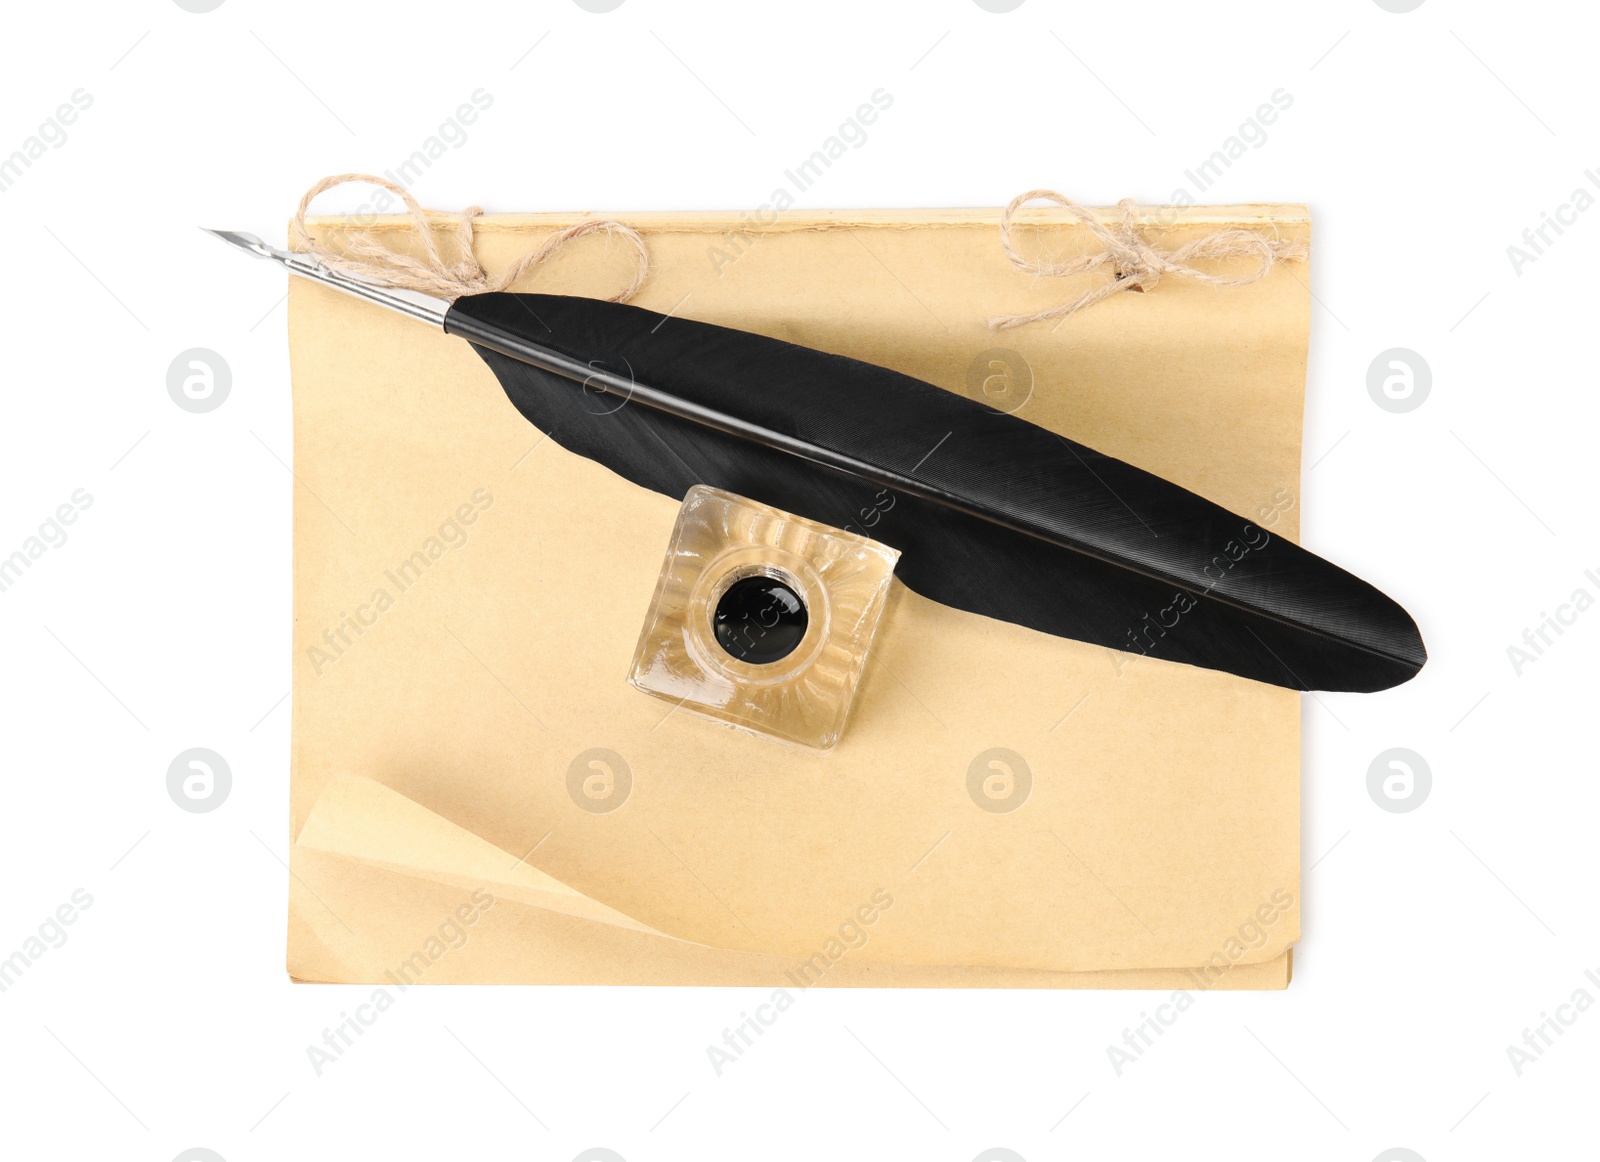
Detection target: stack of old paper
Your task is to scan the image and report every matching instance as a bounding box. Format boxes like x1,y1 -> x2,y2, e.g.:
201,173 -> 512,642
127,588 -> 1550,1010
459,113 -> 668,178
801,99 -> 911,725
286,204 -> 1308,989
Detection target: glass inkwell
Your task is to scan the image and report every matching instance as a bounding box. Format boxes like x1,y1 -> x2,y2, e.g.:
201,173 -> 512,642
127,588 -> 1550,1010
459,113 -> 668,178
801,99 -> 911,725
628,486 -> 900,752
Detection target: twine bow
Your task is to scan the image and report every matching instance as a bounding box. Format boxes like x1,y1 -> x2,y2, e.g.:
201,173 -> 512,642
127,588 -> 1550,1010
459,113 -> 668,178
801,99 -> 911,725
289,173 -> 650,302
989,189 -> 1306,331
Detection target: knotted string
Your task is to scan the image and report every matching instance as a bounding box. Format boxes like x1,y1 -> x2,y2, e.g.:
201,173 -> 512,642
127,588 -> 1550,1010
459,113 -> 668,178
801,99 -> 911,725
989,189 -> 1306,331
289,173 -> 650,302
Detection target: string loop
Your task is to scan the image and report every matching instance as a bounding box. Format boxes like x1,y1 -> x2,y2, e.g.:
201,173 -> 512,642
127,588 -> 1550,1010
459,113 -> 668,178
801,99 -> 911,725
990,189 -> 1306,330
289,173 -> 649,302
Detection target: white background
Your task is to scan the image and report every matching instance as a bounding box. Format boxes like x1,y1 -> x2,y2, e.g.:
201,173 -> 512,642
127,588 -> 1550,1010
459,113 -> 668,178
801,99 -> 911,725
1,1 -> 1595,1159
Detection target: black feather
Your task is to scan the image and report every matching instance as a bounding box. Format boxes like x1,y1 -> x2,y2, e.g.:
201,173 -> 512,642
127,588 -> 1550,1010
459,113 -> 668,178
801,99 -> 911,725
443,292 -> 1426,692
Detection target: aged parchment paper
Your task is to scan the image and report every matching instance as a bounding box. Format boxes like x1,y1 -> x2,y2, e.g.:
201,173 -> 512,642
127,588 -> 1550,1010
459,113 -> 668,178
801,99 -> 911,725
286,205 -> 1309,989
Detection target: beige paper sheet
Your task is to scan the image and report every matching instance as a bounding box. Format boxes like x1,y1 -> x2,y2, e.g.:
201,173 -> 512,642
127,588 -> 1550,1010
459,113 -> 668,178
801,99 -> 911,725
286,204 -> 1309,989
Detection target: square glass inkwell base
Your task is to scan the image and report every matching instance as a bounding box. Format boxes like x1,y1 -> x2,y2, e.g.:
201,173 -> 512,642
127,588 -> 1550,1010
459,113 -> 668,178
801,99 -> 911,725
628,486 -> 901,752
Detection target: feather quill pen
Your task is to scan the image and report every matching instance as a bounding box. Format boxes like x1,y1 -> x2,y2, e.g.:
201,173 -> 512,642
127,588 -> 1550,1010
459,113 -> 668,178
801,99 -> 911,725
209,230 -> 1426,692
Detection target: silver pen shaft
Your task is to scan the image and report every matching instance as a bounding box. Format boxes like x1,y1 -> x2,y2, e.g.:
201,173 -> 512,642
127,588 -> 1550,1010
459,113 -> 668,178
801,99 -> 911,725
202,228 -> 450,328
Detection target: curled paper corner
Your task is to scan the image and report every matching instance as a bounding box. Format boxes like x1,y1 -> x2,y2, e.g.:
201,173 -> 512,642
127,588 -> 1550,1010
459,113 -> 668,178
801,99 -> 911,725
286,775 -> 1293,990
293,773 -> 662,936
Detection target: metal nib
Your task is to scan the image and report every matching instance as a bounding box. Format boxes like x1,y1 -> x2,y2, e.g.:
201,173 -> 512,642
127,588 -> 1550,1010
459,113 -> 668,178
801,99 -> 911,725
201,228 -> 278,260
202,226 -> 450,328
